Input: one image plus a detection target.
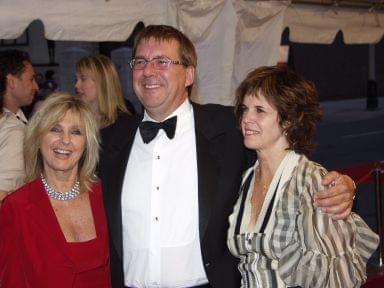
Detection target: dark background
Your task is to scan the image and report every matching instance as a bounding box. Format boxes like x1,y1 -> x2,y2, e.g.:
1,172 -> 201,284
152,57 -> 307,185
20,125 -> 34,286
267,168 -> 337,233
282,28 -> 384,102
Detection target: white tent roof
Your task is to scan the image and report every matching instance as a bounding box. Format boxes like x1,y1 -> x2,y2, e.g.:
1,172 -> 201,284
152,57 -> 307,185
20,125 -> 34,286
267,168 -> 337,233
0,0 -> 289,105
1,0 -> 383,104
1,0 -> 383,44
0,0 -> 167,41
285,3 -> 384,44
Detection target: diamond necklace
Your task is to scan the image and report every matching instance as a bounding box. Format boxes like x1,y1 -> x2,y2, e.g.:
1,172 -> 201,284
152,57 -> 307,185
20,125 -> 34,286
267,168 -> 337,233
41,174 -> 80,201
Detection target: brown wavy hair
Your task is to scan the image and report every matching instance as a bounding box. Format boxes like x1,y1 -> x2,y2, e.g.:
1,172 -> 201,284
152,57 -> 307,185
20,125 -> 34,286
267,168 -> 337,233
234,66 -> 322,156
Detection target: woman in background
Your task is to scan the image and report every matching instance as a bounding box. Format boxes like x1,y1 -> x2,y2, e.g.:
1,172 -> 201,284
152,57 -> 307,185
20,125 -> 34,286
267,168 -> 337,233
227,66 -> 379,288
0,92 -> 111,287
75,54 -> 133,130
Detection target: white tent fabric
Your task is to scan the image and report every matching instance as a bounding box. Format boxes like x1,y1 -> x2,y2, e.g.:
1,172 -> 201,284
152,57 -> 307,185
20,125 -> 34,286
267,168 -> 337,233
5,0 -> 384,104
0,0 -> 288,105
2,1 -> 384,104
284,4 -> 384,44
0,0 -> 167,41
189,0 -> 288,104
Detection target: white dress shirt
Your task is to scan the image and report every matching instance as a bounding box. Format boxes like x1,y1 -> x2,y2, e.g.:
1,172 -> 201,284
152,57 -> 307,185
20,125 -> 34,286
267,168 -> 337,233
0,109 -> 26,192
121,99 -> 208,288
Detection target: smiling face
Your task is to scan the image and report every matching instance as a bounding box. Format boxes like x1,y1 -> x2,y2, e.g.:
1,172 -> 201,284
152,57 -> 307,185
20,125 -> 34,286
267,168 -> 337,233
132,37 -> 194,121
40,110 -> 86,178
241,92 -> 289,153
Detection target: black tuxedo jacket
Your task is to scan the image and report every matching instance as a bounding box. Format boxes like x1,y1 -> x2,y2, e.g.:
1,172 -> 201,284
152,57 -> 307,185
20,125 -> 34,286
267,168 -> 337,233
99,102 -> 249,288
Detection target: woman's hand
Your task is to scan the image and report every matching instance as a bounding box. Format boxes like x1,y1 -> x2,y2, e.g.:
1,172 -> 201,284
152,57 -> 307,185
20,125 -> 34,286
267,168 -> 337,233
314,171 -> 356,220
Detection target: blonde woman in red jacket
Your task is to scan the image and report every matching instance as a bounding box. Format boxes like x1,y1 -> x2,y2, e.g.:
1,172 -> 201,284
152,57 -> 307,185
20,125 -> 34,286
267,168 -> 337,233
0,92 -> 111,287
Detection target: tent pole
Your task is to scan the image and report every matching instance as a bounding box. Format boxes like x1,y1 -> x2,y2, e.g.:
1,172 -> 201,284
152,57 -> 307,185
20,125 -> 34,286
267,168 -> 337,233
367,44 -> 378,110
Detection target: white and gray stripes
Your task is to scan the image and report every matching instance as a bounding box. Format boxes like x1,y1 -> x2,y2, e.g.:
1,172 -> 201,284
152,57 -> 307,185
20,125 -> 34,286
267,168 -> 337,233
227,152 -> 379,288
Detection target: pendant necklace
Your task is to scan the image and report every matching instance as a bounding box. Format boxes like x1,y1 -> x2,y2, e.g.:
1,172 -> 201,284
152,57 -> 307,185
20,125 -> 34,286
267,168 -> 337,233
256,166 -> 269,195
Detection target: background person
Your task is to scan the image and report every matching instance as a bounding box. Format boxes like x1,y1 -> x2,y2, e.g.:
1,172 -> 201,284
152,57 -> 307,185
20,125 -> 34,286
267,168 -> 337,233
0,92 -> 111,287
0,74 -> 25,205
0,49 -> 38,203
35,72 -> 44,88
228,66 -> 379,288
42,69 -> 58,94
28,70 -> 58,116
75,54 -> 133,130
99,25 -> 357,288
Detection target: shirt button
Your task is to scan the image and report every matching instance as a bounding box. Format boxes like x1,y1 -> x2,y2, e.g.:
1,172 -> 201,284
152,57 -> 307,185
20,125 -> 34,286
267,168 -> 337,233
155,217 -> 159,221
156,186 -> 159,190
157,155 -> 160,159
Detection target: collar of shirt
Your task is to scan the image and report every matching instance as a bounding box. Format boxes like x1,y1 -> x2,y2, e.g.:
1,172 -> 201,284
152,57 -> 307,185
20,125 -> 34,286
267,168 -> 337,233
2,108 -> 28,124
142,99 -> 193,138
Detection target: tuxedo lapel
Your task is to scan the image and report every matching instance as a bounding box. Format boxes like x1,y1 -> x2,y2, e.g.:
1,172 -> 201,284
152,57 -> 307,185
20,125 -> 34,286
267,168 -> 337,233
100,114 -> 142,259
193,103 -> 220,241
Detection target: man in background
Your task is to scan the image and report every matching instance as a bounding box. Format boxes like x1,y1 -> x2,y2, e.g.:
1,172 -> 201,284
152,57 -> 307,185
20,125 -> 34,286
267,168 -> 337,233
0,50 -> 38,203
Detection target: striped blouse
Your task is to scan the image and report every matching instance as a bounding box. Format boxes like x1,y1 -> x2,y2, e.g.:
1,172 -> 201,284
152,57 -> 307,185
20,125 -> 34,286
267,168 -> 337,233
227,151 -> 379,288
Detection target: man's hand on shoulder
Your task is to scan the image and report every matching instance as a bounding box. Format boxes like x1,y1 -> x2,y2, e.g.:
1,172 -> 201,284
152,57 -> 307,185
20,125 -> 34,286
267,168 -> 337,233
314,171 -> 356,220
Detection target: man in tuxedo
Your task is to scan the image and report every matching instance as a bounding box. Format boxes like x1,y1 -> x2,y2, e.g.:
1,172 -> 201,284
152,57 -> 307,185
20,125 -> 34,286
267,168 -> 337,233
99,25 -> 355,288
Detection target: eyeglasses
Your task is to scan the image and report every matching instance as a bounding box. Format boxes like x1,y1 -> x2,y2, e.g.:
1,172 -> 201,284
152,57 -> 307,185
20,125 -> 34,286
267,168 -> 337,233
129,57 -> 185,70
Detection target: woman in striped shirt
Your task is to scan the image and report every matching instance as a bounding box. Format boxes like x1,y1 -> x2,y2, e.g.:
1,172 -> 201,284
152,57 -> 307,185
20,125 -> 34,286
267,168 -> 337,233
227,66 -> 379,288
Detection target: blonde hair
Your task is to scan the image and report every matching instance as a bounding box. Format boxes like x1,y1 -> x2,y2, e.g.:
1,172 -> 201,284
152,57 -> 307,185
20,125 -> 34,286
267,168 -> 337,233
76,54 -> 129,128
24,92 -> 100,192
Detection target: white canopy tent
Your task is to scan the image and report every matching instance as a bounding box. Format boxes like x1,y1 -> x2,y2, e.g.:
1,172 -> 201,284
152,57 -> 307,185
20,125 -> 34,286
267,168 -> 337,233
0,0 -> 383,105
285,3 -> 384,44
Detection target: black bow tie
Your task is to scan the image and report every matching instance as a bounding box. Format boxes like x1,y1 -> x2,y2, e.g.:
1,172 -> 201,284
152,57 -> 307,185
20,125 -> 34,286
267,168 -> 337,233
139,116 -> 177,144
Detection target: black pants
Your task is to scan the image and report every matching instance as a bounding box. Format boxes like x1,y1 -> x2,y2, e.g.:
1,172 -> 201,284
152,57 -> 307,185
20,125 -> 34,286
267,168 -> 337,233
125,285 -> 210,288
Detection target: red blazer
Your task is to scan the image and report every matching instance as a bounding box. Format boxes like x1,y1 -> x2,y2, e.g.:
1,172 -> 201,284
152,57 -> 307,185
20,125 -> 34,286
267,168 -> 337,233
0,178 -> 111,288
